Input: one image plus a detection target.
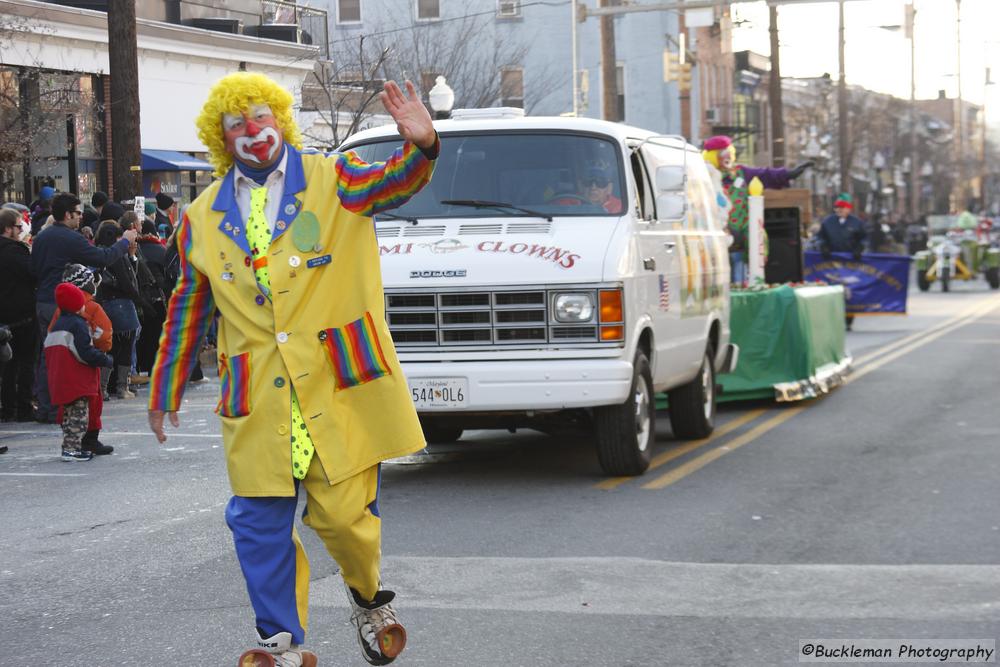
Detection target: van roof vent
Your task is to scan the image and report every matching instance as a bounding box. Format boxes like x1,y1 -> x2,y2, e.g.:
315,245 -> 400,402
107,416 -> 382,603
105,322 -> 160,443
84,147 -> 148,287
449,107 -> 526,121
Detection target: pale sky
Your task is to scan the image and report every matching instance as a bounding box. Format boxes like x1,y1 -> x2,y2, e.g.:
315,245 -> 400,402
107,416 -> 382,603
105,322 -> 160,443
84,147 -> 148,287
731,0 -> 1000,118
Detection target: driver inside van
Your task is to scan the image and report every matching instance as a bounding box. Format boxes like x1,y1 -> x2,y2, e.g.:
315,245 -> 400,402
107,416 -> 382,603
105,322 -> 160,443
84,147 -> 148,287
547,165 -> 624,214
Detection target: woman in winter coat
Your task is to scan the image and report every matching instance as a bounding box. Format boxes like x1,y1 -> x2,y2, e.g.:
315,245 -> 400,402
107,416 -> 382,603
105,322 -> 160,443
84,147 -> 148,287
95,220 -> 146,398
135,220 -> 167,376
0,208 -> 37,421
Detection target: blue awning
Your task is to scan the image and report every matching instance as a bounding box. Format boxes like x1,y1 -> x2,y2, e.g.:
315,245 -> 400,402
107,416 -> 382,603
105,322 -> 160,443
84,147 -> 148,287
141,149 -> 213,172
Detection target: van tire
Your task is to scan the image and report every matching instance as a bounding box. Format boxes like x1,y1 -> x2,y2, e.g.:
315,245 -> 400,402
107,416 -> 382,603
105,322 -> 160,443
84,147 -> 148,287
420,419 -> 463,444
668,346 -> 716,440
593,352 -> 654,476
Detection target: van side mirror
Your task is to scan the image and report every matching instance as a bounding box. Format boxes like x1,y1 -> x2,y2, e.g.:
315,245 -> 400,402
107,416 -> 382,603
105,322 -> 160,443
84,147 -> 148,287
655,194 -> 686,220
655,165 -> 686,193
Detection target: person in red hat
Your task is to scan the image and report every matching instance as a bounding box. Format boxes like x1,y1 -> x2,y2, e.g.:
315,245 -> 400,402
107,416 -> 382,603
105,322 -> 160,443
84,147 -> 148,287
43,282 -> 114,461
702,135 -> 812,284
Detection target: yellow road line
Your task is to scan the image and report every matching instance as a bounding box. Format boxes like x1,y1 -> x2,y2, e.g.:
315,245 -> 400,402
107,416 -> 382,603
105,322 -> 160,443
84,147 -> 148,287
641,408 -> 805,490
595,409 -> 766,490
845,296 -> 1000,387
640,294 -> 1000,492
852,296 -> 998,368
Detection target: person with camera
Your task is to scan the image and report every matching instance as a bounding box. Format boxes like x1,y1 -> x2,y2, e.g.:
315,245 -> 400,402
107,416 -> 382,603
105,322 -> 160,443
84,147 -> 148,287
0,208 -> 37,425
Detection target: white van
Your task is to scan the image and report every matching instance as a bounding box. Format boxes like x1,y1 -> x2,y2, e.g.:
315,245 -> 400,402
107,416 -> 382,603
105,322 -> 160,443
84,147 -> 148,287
340,110 -> 738,476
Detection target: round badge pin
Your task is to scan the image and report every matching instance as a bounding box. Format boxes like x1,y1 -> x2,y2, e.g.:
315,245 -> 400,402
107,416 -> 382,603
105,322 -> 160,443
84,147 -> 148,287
313,244 -> 323,253
224,222 -> 233,231
276,221 -> 287,231
255,294 -> 265,306
284,203 -> 297,216
289,256 -> 301,268
291,210 -> 320,252
244,257 -> 251,267
222,272 -> 234,282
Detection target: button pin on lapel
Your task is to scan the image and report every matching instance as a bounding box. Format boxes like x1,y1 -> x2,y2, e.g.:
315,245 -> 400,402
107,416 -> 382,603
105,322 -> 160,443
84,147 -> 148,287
244,257 -> 252,267
224,222 -> 233,231
255,294 -> 266,306
285,203 -> 297,216
276,220 -> 287,231
221,272 -> 234,282
289,256 -> 301,268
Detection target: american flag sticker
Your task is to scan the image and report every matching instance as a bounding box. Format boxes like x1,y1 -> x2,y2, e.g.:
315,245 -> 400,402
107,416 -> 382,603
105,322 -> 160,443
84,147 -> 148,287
658,274 -> 670,311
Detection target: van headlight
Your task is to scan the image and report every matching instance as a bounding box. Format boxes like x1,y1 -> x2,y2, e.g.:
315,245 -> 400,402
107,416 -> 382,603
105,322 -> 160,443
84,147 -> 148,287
553,293 -> 594,322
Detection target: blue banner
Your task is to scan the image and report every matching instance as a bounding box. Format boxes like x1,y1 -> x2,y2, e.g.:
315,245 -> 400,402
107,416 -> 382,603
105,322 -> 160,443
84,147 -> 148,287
803,252 -> 912,314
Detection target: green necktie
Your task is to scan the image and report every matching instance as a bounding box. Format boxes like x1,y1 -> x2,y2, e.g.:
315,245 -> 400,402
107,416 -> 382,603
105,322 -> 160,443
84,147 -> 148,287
247,186 -> 315,480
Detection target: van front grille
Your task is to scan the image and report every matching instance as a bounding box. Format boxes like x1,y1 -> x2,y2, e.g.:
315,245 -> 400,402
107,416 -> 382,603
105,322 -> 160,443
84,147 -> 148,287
384,288 -> 612,348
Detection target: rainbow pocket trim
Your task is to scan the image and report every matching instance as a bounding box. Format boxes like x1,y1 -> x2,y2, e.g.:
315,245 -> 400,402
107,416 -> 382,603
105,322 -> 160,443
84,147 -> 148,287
217,352 -> 252,417
320,312 -> 391,391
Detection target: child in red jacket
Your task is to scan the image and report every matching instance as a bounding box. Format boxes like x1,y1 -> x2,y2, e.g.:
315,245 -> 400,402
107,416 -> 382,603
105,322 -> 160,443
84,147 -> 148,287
50,264 -> 114,455
44,283 -> 114,461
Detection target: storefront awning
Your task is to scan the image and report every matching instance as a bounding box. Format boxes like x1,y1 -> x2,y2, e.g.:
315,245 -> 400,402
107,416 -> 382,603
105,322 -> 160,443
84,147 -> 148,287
141,150 -> 213,172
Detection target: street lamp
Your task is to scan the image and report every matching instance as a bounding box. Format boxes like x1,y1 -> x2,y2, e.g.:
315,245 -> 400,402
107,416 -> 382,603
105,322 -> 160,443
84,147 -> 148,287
428,76 -> 455,120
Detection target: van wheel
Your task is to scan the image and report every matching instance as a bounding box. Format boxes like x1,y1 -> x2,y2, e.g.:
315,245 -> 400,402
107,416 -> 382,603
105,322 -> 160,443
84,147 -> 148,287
420,419 -> 463,444
986,266 -> 999,289
593,352 -> 654,476
916,270 -> 931,291
668,346 -> 716,440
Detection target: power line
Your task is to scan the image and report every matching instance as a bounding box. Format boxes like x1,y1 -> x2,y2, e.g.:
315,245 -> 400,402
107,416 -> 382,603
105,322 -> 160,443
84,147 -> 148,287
327,1 -> 571,47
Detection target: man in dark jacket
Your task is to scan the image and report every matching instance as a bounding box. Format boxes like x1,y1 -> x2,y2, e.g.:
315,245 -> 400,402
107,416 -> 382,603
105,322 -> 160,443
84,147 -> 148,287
817,193 -> 867,259
815,192 -> 868,330
0,208 -> 37,421
82,191 -> 108,233
30,193 -> 137,422
154,193 -> 175,238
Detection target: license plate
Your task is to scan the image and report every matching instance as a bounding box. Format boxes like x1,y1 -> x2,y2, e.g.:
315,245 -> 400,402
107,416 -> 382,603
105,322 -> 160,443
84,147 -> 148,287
409,378 -> 468,409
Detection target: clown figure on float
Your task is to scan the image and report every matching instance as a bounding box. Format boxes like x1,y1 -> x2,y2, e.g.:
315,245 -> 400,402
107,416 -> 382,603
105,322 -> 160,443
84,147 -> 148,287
147,71 -> 440,667
701,135 -> 812,285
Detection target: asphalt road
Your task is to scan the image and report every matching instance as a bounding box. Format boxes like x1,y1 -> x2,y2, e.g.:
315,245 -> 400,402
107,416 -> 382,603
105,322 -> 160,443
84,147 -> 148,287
2,284 -> 999,667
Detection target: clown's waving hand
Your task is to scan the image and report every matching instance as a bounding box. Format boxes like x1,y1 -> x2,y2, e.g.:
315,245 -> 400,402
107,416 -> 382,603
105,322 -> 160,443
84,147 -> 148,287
147,72 -> 439,666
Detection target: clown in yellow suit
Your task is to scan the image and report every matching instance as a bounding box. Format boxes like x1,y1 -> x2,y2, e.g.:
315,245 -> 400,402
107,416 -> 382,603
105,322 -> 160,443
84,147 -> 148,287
147,72 -> 438,666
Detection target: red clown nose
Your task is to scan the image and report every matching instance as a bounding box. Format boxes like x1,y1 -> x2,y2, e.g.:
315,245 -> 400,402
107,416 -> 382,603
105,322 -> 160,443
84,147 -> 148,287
245,118 -> 262,136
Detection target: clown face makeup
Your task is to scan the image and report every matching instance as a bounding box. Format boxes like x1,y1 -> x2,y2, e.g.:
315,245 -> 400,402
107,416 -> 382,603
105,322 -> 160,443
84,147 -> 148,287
718,147 -> 735,170
222,104 -> 283,168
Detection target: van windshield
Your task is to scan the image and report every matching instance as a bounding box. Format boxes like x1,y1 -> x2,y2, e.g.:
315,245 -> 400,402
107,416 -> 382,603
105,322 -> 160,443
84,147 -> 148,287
345,132 -> 627,218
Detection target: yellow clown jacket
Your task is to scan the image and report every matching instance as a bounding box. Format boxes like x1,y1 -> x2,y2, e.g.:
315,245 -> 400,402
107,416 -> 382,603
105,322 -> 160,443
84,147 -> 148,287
149,141 -> 436,496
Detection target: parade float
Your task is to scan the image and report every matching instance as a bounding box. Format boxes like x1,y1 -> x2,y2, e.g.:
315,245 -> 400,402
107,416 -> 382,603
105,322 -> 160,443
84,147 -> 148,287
714,176 -> 853,402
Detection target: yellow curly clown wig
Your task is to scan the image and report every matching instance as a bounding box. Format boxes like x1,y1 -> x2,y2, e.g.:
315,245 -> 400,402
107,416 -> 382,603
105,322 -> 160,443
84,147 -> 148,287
196,72 -> 304,177
702,144 -> 736,169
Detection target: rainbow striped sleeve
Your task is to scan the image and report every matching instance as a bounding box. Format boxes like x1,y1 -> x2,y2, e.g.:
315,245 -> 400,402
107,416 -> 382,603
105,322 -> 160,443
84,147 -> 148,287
334,139 -> 437,217
321,312 -> 391,390
149,214 -> 217,412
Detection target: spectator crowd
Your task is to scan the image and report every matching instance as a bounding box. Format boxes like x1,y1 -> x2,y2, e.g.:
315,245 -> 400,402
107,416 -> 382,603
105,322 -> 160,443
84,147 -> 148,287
0,188 -> 210,458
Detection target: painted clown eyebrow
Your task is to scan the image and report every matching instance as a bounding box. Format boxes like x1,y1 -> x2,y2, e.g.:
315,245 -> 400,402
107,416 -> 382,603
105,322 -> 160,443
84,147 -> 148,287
222,113 -> 244,131
221,105 -> 274,131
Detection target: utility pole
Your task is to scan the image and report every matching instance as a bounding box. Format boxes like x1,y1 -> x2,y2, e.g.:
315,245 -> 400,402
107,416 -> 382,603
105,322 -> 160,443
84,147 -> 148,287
600,0 -> 619,122
107,0 -> 142,201
908,2 -> 919,219
679,12 -> 691,138
955,0 -> 965,211
981,64 -> 989,212
838,0 -> 849,196
768,4 -> 785,166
